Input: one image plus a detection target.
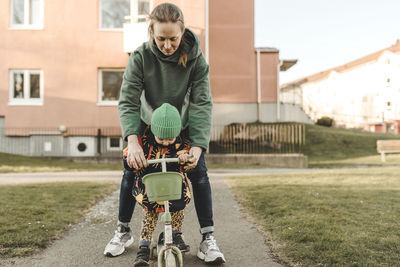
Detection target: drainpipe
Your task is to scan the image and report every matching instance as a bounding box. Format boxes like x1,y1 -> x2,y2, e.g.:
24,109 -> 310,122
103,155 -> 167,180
205,0 -> 209,63
256,49 -> 261,122
277,60 -> 283,121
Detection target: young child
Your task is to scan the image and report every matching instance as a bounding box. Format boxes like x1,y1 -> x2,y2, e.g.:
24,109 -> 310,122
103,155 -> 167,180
123,103 -> 192,267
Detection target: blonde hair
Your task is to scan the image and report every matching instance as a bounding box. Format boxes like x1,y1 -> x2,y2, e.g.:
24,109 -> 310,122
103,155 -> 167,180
148,3 -> 187,67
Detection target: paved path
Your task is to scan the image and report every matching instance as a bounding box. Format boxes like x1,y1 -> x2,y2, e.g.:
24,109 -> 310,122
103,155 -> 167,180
0,168 -> 318,185
0,170 -> 296,267
0,171 -> 123,185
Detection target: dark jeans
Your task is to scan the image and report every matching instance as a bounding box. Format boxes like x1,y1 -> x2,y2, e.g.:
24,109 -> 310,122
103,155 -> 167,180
118,152 -> 214,233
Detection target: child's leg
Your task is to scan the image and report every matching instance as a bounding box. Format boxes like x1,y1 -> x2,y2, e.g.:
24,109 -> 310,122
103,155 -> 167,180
171,210 -> 184,233
171,210 -> 190,252
134,209 -> 158,266
139,208 -> 158,247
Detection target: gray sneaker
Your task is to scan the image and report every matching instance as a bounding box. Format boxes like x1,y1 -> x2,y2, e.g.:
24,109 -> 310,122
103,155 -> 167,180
104,225 -> 134,257
197,233 -> 226,264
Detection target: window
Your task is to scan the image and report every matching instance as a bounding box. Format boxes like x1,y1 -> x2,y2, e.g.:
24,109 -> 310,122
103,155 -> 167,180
134,0 -> 151,23
98,69 -> 124,105
9,70 -> 43,105
107,137 -> 123,151
99,0 -> 130,29
99,0 -> 151,29
10,0 -> 43,29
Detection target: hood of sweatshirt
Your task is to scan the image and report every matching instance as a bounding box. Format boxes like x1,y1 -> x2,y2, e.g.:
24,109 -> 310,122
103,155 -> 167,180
149,28 -> 202,63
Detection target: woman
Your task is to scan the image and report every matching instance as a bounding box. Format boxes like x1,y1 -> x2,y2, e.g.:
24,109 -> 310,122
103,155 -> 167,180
104,3 -> 225,265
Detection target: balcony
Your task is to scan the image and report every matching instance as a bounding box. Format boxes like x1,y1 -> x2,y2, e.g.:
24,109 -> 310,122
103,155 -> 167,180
123,0 -> 151,53
123,20 -> 148,53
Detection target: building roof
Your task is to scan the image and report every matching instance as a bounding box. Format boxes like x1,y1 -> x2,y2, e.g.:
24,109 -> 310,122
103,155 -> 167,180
254,47 -> 298,71
280,39 -> 400,89
255,47 -> 279,53
280,59 -> 298,71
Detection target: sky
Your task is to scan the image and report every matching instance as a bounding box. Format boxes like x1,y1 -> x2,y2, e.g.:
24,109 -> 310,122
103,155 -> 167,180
254,0 -> 400,85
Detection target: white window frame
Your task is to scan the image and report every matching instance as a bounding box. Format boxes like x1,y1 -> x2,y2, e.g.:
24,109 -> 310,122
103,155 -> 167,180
9,69 -> 44,106
98,0 -> 130,31
9,0 -> 44,30
107,137 -> 123,151
97,69 -> 125,106
98,0 -> 152,31
130,0 -> 152,23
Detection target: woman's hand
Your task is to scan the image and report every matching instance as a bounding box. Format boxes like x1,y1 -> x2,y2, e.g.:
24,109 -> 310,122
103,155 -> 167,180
127,135 -> 147,170
184,146 -> 202,170
178,153 -> 192,165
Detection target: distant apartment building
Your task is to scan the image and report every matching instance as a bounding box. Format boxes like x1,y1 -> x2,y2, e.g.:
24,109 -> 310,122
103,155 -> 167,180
0,0 -> 296,157
281,40 -> 400,133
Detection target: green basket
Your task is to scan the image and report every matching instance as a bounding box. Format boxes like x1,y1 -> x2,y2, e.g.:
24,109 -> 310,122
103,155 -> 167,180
142,172 -> 184,202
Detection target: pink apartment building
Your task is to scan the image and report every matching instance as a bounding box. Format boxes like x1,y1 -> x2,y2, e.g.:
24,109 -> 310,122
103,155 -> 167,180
0,0 -> 296,157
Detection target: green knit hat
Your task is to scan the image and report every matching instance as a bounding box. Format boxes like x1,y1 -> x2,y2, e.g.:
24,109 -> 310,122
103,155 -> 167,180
151,103 -> 182,138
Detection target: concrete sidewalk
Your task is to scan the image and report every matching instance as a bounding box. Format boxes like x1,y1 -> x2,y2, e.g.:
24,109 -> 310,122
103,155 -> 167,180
0,171 -> 123,185
0,168 -> 316,185
0,171 -> 286,267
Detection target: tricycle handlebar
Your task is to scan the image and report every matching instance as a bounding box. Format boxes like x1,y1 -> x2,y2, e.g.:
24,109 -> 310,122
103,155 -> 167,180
147,158 -> 179,165
147,158 -> 180,173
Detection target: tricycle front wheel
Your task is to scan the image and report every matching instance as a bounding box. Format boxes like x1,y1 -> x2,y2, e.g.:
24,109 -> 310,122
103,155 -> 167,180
158,246 -> 183,267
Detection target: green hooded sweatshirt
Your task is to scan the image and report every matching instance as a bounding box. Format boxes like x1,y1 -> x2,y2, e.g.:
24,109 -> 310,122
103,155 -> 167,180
118,28 -> 212,150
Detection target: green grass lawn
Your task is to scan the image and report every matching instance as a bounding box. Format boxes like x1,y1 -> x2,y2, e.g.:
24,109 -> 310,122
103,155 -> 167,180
0,182 -> 117,258
309,153 -> 400,168
225,167 -> 400,266
304,124 -> 400,162
207,154 -> 400,169
0,152 -> 121,173
304,124 -> 400,168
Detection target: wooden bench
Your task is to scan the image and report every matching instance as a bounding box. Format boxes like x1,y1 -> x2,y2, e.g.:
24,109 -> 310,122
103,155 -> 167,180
377,140 -> 400,162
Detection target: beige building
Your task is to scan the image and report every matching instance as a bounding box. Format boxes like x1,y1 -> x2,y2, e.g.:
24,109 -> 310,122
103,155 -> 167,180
0,0 -> 296,156
281,40 -> 400,132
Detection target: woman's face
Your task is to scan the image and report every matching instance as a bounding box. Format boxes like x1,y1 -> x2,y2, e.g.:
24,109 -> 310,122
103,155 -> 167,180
153,21 -> 183,56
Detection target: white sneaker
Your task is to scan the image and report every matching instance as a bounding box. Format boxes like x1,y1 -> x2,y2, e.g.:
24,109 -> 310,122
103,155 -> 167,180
197,233 -> 226,264
104,225 -> 134,257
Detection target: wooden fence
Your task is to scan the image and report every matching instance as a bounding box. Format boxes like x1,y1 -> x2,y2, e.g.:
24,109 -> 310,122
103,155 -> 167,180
209,123 -> 306,154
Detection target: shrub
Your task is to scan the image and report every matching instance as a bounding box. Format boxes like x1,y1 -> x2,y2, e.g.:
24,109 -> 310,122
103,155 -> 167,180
316,116 -> 334,127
